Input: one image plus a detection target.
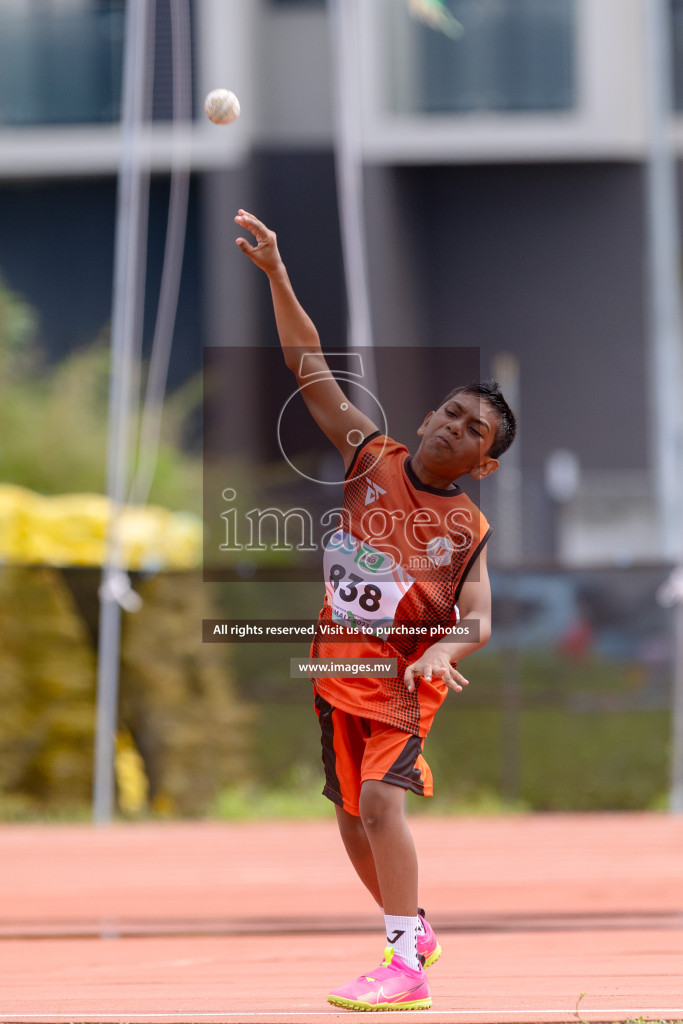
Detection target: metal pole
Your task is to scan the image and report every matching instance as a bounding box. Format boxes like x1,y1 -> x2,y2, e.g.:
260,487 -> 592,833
93,0 -> 151,824
492,354 -> 522,567
328,0 -> 378,404
492,354 -> 522,803
642,0 -> 683,812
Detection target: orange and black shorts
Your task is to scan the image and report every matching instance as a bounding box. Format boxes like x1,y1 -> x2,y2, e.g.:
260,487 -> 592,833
314,693 -> 434,816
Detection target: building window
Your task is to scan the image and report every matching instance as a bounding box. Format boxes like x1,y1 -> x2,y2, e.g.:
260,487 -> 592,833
0,0 -> 196,127
384,0 -> 576,115
671,0 -> 683,110
0,2 -> 124,126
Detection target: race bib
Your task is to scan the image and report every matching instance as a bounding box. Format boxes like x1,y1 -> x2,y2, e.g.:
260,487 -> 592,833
323,529 -> 415,635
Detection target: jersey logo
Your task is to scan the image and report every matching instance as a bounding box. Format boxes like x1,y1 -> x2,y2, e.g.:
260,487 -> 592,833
364,478 -> 387,506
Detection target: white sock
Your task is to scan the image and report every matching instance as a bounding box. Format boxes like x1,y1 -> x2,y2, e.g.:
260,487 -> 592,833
382,905 -> 423,937
383,914 -> 420,970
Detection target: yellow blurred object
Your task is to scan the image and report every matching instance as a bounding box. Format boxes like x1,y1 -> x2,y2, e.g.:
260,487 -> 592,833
115,731 -> 149,816
0,484 -> 201,569
0,484 -> 38,563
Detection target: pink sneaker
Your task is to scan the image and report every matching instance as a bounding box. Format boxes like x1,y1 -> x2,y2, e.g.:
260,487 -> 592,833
417,907 -> 442,968
328,946 -> 432,1012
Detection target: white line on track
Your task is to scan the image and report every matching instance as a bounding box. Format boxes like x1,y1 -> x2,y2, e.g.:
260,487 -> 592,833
1,1010 -> 683,1019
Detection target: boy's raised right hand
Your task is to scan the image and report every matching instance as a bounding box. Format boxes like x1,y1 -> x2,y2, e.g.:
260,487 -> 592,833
235,210 -> 284,277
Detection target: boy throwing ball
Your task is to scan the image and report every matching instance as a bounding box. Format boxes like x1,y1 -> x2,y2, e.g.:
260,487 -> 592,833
235,210 -> 516,1012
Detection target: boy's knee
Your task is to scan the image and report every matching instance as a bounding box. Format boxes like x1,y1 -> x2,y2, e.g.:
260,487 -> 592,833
359,781 -> 403,830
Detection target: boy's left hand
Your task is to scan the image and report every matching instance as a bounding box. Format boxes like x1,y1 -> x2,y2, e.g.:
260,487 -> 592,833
404,650 -> 469,694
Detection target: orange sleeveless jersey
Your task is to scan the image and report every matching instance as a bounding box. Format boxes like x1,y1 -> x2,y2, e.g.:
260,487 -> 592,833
311,432 -> 491,737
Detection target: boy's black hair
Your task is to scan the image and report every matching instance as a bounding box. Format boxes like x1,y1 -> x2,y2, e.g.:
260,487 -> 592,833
440,380 -> 517,460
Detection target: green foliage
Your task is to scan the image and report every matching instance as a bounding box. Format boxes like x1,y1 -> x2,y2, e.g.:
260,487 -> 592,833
0,277 -> 201,511
212,767 -> 336,821
0,276 -> 39,380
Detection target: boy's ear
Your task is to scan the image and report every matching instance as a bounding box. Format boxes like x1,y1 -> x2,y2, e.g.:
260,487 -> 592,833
417,411 -> 434,437
470,457 -> 499,481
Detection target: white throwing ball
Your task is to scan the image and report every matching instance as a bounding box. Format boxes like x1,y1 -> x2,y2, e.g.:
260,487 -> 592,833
204,88 -> 240,125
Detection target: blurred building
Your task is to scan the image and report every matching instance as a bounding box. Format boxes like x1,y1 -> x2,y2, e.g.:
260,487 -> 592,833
0,0 -> 681,567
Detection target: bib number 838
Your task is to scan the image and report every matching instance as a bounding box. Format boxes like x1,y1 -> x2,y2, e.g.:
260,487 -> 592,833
329,564 -> 382,612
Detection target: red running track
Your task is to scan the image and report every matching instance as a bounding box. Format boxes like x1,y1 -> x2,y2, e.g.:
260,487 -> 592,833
0,813 -> 682,1023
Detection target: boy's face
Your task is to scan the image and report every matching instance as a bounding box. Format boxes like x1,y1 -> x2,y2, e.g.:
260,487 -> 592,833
416,392 -> 500,482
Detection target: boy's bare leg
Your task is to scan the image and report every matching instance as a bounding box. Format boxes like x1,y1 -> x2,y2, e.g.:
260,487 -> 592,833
334,805 -> 383,905
358,780 -> 418,916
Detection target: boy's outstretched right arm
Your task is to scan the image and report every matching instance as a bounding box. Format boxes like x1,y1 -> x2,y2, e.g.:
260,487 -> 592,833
235,210 -> 378,470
